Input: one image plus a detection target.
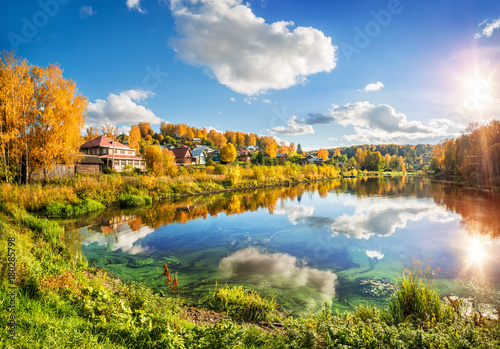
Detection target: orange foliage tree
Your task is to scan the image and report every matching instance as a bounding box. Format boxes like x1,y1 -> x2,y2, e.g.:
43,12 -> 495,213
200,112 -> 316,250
0,52 -> 87,181
318,148 -> 329,161
83,126 -> 100,142
128,125 -> 141,150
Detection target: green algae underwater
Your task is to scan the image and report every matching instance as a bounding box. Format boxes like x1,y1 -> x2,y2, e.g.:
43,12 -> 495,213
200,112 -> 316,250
66,177 -> 500,316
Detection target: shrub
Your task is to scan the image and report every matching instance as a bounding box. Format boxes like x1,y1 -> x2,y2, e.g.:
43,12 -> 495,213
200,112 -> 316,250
384,263 -> 454,326
119,194 -> 152,208
210,284 -> 278,322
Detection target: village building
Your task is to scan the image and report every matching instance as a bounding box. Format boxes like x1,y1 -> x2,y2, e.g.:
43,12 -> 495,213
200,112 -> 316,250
191,149 -> 207,165
171,146 -> 193,166
80,135 -> 146,172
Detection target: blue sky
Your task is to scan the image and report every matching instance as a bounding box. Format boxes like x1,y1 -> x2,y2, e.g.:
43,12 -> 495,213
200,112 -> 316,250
2,0 -> 500,150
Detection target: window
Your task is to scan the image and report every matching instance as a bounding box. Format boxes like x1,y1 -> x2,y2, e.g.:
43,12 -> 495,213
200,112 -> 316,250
103,148 -> 107,154
120,150 -> 124,154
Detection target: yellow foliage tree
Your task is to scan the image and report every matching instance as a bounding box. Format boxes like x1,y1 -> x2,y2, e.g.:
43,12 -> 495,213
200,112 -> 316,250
264,139 -> 278,159
220,143 -> 237,163
128,125 -> 141,150
83,126 -> 100,142
0,53 -> 87,181
318,148 -> 329,161
143,145 -> 177,176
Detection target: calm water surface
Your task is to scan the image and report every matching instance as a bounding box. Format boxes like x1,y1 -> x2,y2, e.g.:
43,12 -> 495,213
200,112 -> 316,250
69,177 -> 500,314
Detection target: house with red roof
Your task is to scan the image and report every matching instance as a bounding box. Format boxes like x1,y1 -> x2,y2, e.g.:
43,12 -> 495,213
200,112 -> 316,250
80,135 -> 146,172
171,146 -> 193,166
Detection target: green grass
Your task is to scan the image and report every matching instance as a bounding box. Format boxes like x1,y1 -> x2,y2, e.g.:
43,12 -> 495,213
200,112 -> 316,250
118,194 -> 152,208
385,264 -> 454,326
210,284 -> 279,322
45,198 -> 105,217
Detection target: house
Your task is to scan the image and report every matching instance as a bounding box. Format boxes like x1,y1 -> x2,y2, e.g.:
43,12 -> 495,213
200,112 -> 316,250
211,150 -> 221,162
191,149 -> 207,165
172,146 -> 193,166
237,153 -> 251,162
80,135 -> 146,172
299,154 -> 317,165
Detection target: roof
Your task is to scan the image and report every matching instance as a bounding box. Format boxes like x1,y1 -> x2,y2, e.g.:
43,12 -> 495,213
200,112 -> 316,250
80,135 -> 131,150
194,145 -> 214,152
191,149 -> 206,157
77,155 -> 104,165
171,148 -> 192,158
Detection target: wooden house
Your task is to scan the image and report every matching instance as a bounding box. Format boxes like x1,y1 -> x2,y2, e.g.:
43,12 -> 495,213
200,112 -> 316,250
172,146 -> 193,166
80,135 -> 146,172
191,149 -> 207,165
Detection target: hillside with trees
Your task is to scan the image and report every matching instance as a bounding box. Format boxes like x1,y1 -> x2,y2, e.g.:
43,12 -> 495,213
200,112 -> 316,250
430,120 -> 500,187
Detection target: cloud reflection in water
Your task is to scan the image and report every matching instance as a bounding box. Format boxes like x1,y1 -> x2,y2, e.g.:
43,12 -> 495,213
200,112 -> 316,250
219,247 -> 337,307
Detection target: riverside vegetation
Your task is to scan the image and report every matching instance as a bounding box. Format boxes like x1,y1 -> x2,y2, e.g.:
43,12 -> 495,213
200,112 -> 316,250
1,171 -> 500,348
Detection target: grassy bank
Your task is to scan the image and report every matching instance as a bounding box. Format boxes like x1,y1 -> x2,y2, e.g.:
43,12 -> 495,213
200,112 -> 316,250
0,163 -> 343,215
1,170 -> 498,348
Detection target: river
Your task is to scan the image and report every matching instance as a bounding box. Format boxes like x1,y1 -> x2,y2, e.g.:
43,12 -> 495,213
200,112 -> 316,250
67,177 -> 500,315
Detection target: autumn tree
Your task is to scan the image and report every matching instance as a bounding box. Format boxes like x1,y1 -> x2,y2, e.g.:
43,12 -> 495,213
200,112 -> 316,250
318,148 -> 329,161
143,144 -> 177,176
220,143 -> 237,163
128,125 -> 141,150
289,142 -> 296,153
245,133 -> 257,146
83,126 -> 100,142
175,123 -> 186,138
0,53 -> 87,182
101,123 -> 117,139
160,122 -> 169,137
185,127 -> 195,140
0,52 -> 34,181
262,136 -> 278,159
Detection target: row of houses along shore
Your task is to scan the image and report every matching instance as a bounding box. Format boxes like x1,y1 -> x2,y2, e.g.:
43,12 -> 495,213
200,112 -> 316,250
36,135 -> 322,180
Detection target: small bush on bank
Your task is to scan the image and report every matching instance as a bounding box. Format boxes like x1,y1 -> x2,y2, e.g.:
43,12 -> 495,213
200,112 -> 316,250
118,194 -> 152,208
210,284 -> 279,322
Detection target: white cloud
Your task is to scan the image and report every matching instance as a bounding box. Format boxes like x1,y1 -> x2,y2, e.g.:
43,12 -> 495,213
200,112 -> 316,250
359,81 -> 384,92
86,89 -> 162,127
79,5 -> 96,18
286,102 -> 466,144
229,97 -> 236,102
475,18 -> 500,38
244,97 -> 258,104
169,0 -> 337,95
268,116 -> 315,135
207,126 -> 223,133
262,98 -> 271,104
126,0 -> 145,13
365,250 -> 384,260
219,247 -> 337,307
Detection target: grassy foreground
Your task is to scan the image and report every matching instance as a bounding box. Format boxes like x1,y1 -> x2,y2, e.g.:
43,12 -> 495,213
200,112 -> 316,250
1,171 -> 499,348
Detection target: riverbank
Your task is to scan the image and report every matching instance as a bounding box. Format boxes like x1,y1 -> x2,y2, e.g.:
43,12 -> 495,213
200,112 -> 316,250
2,172 -> 499,348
